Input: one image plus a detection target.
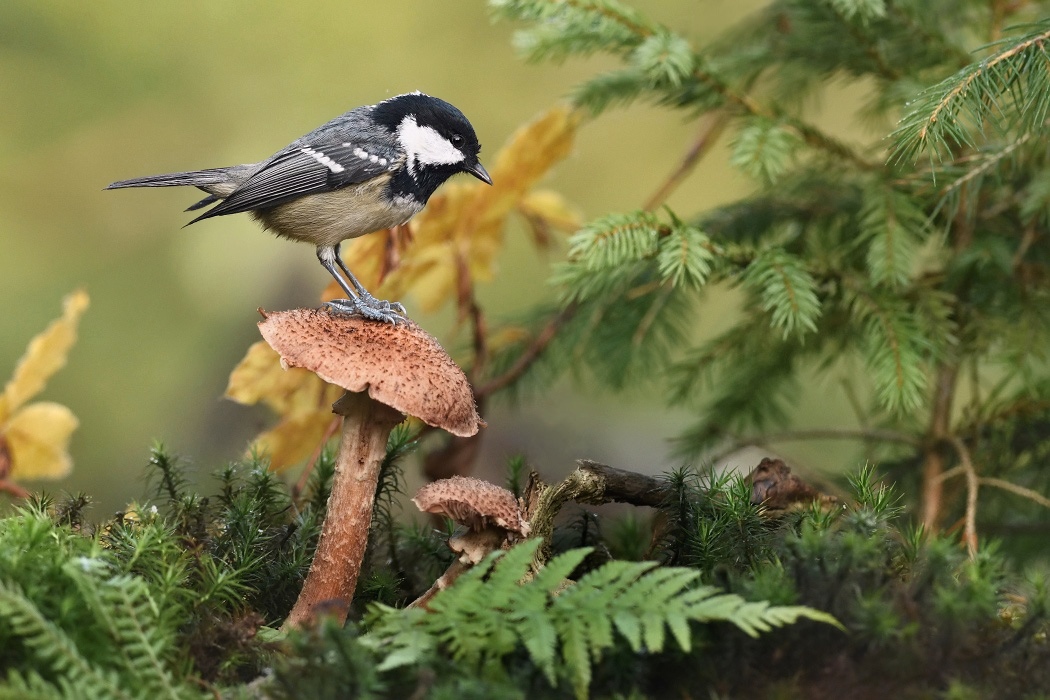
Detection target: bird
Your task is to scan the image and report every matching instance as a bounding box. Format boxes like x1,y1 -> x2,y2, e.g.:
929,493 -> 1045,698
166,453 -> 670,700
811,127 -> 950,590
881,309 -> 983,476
107,92 -> 491,323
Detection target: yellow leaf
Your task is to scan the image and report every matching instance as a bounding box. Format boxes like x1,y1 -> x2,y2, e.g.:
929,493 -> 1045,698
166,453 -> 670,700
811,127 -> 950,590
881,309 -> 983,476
225,341 -> 342,417
465,103 -> 581,234
0,290 -> 89,422
249,408 -> 337,471
4,402 -> 78,480
487,326 -> 532,351
518,189 -> 583,232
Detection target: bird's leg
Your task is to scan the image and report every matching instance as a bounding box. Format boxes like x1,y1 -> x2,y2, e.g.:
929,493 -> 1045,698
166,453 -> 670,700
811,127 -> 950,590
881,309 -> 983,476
316,245 -> 406,324
332,243 -> 407,316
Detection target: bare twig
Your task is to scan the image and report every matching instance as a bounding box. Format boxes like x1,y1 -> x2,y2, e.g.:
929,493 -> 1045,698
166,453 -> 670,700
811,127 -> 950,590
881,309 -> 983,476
1011,223 -> 1038,271
521,461 -> 669,569
950,436 -> 980,558
475,305 -> 577,398
643,112 -> 729,211
521,458 -> 825,570
0,480 -> 30,500
978,477 -> 1050,509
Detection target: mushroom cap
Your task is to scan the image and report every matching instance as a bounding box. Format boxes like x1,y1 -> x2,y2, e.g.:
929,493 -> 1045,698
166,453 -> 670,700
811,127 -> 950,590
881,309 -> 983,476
258,309 -> 482,437
412,476 -> 530,536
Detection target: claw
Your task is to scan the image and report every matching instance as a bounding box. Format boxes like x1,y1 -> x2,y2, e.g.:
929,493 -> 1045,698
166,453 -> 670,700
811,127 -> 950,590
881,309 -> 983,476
354,291 -> 405,315
324,297 -> 406,325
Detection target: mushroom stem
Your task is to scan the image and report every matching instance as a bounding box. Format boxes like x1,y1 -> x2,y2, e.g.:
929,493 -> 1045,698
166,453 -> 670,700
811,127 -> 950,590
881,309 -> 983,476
407,559 -> 471,610
284,390 -> 403,629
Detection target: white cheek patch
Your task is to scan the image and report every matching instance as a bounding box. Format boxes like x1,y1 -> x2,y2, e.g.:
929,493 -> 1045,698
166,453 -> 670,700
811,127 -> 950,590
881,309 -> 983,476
398,116 -> 465,173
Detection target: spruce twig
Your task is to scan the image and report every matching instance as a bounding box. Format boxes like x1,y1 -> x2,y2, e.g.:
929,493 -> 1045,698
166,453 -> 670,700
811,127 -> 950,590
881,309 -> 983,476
643,111 -> 729,211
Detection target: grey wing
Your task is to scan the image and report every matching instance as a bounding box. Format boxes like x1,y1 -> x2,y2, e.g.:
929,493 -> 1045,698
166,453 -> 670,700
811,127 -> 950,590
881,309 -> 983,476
188,139 -> 400,223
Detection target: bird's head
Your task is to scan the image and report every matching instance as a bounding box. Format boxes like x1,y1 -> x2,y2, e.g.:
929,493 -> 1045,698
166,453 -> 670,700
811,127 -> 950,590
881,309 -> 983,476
373,92 -> 491,194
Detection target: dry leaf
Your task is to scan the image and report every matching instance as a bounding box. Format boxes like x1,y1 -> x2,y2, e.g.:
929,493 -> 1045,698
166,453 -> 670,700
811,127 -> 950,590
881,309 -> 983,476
226,340 -> 342,470
250,409 -> 338,471
3,402 -> 78,480
225,341 -> 341,416
518,189 -> 583,233
0,289 -> 89,422
0,290 -> 88,485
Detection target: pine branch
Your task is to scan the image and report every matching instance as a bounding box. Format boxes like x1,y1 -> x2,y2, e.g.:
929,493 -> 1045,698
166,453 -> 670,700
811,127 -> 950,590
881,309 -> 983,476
741,248 -> 822,339
859,186 -> 928,288
893,21 -> 1050,162
491,0 -> 880,170
730,118 -> 802,184
851,291 -> 929,414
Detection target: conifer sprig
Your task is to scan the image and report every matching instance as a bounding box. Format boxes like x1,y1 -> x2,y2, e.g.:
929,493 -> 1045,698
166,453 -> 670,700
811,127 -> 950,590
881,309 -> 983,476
893,20 -> 1050,163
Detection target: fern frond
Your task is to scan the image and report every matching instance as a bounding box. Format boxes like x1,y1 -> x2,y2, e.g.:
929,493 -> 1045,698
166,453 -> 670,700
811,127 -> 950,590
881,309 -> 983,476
365,539 -> 839,699
0,581 -> 133,700
0,671 -> 65,700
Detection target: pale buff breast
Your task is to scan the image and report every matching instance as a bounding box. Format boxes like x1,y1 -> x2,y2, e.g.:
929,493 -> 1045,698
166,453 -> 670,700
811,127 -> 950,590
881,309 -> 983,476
252,174 -> 423,248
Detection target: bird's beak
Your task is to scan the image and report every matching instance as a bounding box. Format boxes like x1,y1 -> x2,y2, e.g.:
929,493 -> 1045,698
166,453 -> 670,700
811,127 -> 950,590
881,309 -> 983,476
465,161 -> 492,186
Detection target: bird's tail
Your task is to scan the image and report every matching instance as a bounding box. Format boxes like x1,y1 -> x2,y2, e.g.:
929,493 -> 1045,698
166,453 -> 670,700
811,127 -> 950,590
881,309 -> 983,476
106,167 -> 233,191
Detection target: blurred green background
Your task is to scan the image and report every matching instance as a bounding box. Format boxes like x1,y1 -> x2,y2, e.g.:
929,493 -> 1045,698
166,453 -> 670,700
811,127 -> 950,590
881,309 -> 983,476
1,0 -> 869,514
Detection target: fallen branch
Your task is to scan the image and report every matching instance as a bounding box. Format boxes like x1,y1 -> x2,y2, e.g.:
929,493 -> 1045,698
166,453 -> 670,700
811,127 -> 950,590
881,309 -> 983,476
521,458 -> 825,569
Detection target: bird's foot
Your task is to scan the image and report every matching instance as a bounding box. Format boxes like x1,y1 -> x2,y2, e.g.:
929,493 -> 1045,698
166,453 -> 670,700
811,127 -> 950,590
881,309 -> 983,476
324,295 -> 407,325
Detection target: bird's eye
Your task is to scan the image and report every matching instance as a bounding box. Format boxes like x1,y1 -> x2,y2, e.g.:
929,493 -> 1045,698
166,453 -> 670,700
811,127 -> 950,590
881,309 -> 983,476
451,133 -> 464,146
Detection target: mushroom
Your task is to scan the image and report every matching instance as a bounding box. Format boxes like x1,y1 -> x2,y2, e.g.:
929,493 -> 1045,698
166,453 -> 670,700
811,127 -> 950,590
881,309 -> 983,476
257,309 -> 483,629
408,476 -> 529,608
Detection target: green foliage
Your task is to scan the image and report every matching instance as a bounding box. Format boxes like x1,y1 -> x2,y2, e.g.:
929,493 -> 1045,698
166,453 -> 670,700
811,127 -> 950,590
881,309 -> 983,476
5,450 -> 1048,699
486,0 -> 1050,546
893,20 -> 1050,162
362,538 -> 838,699
730,119 -> 802,184
0,504 -> 205,699
659,467 -> 774,572
741,247 -> 821,339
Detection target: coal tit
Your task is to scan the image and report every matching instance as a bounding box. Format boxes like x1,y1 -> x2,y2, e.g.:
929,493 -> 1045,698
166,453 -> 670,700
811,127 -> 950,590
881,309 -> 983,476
107,92 -> 491,323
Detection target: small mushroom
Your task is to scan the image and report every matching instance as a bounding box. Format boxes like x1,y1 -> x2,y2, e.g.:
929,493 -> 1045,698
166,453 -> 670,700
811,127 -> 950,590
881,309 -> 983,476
409,476 -> 529,608
258,309 -> 483,629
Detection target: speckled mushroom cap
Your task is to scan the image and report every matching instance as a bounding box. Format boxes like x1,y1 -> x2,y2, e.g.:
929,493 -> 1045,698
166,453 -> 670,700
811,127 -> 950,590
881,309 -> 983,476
258,309 -> 483,438
413,476 -> 530,536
